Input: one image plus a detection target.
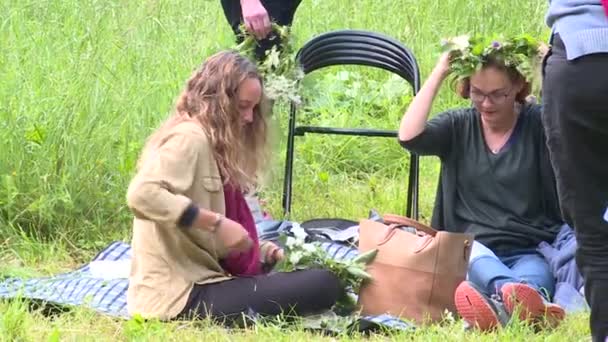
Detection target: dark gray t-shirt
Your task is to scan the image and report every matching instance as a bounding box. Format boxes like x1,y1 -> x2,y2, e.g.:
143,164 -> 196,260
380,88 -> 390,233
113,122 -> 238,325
400,104 -> 562,255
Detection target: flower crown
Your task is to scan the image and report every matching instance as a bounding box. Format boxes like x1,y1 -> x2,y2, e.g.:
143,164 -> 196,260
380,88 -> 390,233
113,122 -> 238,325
440,34 -> 541,83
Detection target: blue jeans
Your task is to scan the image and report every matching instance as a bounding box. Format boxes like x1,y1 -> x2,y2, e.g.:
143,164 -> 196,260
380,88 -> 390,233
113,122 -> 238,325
467,241 -> 555,300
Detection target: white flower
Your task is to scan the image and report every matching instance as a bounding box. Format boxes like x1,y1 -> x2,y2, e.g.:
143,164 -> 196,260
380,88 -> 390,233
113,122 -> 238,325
289,251 -> 303,265
451,35 -> 470,49
302,243 -> 317,254
285,237 -> 297,248
291,223 -> 308,241
442,34 -> 470,52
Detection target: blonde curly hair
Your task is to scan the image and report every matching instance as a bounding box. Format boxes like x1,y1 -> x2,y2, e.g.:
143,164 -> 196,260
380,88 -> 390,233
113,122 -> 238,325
139,50 -> 271,191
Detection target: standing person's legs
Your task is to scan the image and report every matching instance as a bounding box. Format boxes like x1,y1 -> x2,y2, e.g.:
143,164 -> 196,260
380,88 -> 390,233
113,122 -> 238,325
177,269 -> 341,325
219,0 -> 246,37
542,33 -> 608,342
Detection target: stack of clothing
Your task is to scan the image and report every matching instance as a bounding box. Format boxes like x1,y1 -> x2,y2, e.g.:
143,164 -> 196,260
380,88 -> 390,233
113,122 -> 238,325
537,224 -> 588,313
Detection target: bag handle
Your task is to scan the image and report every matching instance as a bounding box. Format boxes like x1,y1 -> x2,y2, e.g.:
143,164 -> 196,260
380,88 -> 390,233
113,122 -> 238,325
377,225 -> 435,252
383,214 -> 437,237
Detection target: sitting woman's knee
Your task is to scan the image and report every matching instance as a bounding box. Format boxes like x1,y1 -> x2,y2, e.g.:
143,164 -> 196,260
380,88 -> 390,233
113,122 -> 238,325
310,269 -> 342,292
302,269 -> 343,306
469,241 -> 500,263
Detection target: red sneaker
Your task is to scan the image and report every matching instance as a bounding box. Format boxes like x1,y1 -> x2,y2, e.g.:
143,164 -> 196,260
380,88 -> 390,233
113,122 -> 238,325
501,283 -> 566,327
454,281 -> 510,331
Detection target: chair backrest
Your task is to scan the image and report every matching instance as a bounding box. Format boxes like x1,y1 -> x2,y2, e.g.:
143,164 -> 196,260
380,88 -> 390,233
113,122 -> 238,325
295,29 -> 420,91
282,29 -> 421,220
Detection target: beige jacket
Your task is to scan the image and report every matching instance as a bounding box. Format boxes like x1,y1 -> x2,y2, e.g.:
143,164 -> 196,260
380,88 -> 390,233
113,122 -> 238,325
125,121 -> 234,320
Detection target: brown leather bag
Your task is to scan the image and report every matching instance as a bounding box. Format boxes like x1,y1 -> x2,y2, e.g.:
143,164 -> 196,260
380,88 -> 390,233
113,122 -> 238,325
357,214 -> 473,325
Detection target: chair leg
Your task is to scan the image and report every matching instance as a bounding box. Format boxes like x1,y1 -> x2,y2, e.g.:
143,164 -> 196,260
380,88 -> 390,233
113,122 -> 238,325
282,142 -> 295,219
282,102 -> 298,218
406,153 -> 419,220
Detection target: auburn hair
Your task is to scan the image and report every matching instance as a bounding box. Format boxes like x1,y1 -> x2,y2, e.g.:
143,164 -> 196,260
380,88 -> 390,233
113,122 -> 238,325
454,57 -> 531,103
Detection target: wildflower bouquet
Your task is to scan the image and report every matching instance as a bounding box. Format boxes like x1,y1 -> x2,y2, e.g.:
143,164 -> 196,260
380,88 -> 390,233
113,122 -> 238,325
274,224 -> 378,311
234,23 -> 304,105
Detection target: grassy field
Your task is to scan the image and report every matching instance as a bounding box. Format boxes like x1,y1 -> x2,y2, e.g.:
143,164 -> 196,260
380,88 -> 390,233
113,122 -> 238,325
0,0 -> 590,340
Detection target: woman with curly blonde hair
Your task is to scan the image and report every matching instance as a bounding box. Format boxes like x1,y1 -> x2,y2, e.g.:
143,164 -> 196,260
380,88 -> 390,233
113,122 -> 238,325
126,50 -> 340,324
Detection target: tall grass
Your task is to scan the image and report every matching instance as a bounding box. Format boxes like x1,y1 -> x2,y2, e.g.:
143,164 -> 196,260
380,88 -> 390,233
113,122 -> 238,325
1,0 -> 551,249
1,1 -> 589,340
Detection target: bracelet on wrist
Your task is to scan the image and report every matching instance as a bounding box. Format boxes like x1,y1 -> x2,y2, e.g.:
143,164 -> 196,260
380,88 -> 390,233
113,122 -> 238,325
211,212 -> 224,232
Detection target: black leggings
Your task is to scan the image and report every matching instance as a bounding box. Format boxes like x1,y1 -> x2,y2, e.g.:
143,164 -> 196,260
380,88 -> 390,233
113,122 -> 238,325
177,269 -> 342,325
542,34 -> 608,342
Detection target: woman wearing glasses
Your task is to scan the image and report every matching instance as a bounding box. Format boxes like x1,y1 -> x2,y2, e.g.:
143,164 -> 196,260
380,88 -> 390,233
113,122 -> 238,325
398,50 -> 566,330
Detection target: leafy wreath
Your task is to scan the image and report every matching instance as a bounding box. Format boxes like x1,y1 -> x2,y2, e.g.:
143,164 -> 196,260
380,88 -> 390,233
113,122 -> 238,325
233,23 -> 304,105
440,34 -> 542,83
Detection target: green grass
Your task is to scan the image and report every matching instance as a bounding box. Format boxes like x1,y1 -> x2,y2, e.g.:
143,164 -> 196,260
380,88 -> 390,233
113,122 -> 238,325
0,0 -> 591,340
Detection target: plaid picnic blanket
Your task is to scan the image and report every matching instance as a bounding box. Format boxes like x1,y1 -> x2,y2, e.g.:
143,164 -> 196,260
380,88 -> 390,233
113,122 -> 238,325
0,240 -> 132,318
0,238 -> 414,332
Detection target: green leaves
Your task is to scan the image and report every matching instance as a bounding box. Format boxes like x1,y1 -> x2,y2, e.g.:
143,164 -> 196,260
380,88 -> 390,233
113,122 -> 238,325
351,248 -> 378,264
345,266 -> 372,280
275,224 -> 378,311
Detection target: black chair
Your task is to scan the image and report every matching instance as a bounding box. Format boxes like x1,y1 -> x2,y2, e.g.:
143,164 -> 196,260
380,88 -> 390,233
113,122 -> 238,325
282,29 -> 421,220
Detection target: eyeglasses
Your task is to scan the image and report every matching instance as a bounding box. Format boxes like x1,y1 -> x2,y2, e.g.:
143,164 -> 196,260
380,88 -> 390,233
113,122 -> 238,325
470,87 -> 512,105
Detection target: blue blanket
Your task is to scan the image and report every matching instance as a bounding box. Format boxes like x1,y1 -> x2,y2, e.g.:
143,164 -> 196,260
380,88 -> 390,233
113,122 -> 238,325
0,238 -> 413,333
537,224 -> 589,313
0,240 -> 131,318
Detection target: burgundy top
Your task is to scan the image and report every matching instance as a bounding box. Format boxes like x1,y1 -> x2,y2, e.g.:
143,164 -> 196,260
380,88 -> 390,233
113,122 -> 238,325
218,182 -> 262,276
